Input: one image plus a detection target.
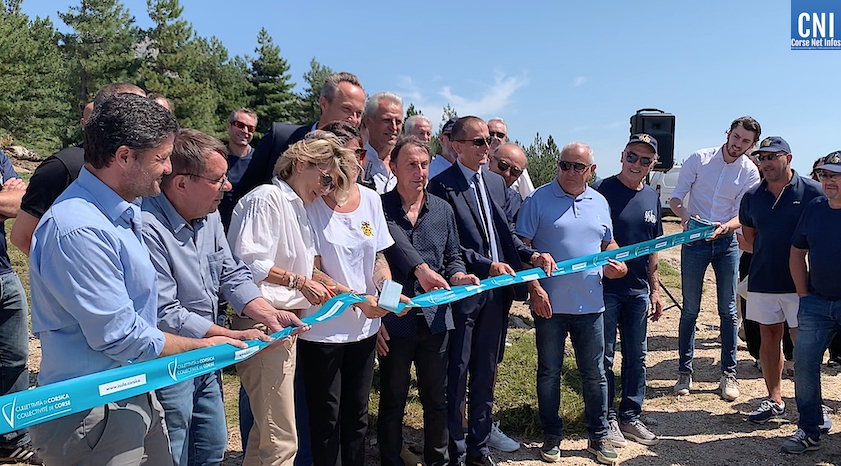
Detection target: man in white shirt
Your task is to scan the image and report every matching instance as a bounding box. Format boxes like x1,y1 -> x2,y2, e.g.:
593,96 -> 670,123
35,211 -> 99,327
487,118 -> 534,199
669,116 -> 761,401
363,92 -> 403,193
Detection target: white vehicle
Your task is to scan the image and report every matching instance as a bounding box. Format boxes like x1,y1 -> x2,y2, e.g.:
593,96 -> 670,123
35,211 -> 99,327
648,165 -> 684,217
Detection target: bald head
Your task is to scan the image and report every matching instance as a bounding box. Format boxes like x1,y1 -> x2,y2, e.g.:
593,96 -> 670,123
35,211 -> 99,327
490,143 -> 527,187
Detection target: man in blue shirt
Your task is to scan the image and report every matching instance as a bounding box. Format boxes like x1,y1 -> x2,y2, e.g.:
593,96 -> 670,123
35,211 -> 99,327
781,151 -> 841,455
142,129 -> 304,466
738,137 -> 823,426
594,134 -> 663,448
517,142 -> 626,465
378,136 -> 479,466
28,94 -> 249,466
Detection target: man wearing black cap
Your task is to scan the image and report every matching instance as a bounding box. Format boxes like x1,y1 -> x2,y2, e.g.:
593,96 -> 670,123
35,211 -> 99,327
738,137 -> 823,426
781,151 -> 841,454
593,134 -> 663,448
429,117 -> 458,180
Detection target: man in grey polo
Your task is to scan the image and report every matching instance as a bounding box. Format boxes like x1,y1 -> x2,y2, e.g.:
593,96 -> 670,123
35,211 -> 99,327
142,129 -> 306,466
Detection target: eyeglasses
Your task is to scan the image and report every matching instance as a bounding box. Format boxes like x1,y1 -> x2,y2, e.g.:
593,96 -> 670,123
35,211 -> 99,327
354,148 -> 367,158
456,137 -> 492,147
558,160 -> 591,173
624,151 -> 654,167
178,173 -> 228,191
489,131 -> 506,140
817,170 -> 841,181
231,120 -> 255,133
495,158 -> 524,177
755,152 -> 788,162
314,166 -> 336,191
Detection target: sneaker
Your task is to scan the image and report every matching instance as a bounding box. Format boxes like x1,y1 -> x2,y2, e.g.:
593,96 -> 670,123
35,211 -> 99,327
781,428 -> 820,454
754,359 -> 762,372
488,420 -> 520,452
719,374 -> 740,401
620,419 -> 659,446
587,438 -> 618,465
0,442 -> 44,465
821,405 -> 833,434
539,436 -> 561,463
606,419 -> 627,447
400,444 -> 422,466
674,373 -> 691,396
748,399 -> 785,424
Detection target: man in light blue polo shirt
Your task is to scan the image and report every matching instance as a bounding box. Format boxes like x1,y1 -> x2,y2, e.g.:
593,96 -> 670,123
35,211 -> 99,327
516,142 -> 627,465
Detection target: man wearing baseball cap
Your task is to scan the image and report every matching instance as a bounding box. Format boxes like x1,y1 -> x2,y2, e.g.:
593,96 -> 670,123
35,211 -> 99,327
782,151 -> 841,454
593,133 -> 663,448
429,117 -> 459,180
738,137 -> 822,427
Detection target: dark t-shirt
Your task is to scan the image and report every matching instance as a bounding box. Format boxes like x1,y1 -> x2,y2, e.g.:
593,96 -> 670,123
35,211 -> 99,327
791,197 -> 841,300
594,175 -> 663,296
739,172 -> 823,293
20,145 -> 85,219
0,151 -> 21,274
220,148 -> 254,230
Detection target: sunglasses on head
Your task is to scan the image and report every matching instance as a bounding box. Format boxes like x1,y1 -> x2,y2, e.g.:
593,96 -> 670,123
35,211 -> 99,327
456,137 -> 492,147
231,120 -> 255,132
755,152 -> 788,162
624,151 -> 654,167
489,131 -> 506,140
558,160 -> 590,173
495,158 -> 523,177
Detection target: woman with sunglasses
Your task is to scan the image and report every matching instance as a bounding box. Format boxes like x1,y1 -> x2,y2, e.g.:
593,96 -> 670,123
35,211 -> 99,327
227,135 -> 358,466
300,125 -> 406,466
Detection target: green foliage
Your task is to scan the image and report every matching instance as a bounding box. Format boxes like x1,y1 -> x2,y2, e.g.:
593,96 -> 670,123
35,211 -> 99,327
404,103 -> 421,121
297,57 -> 333,125
438,103 -> 458,131
248,28 -> 298,134
523,133 -> 560,188
0,5 -> 70,155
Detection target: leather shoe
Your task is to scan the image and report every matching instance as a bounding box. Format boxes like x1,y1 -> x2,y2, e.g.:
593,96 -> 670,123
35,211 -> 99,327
465,454 -> 497,466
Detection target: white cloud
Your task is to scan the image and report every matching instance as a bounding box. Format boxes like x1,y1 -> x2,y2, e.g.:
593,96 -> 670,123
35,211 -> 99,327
571,76 -> 587,87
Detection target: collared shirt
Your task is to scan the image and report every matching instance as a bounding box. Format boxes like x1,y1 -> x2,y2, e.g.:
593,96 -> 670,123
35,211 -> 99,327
510,167 -> 535,200
456,160 -> 500,262
671,146 -> 760,223
381,189 -> 466,337
142,194 -> 262,338
228,177 -> 316,311
428,154 -> 453,180
364,142 -> 397,194
792,197 -> 841,300
740,171 -> 824,293
30,167 -> 166,385
516,180 -> 613,315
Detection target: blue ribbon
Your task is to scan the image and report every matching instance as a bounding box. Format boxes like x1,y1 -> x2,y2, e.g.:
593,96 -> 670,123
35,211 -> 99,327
0,221 -> 713,434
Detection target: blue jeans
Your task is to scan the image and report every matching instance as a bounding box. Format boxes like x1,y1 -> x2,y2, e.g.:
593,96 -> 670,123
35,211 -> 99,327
0,272 -> 30,449
156,371 -> 226,466
678,235 -> 739,375
535,312 -> 608,440
793,294 -> 841,439
603,293 -> 648,423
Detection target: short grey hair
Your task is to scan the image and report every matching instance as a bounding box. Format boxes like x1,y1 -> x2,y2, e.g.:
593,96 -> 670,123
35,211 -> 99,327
320,72 -> 363,101
488,117 -> 506,127
404,115 -> 430,135
364,92 -> 403,118
560,142 -> 594,164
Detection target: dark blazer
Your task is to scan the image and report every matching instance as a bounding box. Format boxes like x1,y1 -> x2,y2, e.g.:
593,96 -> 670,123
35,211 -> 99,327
428,163 -> 536,281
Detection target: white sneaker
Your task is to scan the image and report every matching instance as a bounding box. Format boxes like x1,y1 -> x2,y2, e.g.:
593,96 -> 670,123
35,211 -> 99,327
488,420 -> 520,452
606,419 -> 627,447
719,374 -> 740,401
821,405 -> 833,433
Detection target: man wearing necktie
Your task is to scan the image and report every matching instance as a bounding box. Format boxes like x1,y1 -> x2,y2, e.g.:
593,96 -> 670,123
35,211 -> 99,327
428,116 -> 556,466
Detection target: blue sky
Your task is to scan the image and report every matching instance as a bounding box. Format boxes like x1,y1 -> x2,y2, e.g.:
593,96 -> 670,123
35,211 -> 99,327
22,0 -> 841,178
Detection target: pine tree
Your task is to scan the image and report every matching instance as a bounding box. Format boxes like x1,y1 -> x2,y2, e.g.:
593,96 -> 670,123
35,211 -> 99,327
404,103 -> 421,122
297,58 -> 333,124
248,28 -> 298,133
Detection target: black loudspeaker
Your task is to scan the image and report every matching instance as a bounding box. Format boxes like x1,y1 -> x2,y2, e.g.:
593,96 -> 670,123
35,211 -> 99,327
630,108 -> 675,171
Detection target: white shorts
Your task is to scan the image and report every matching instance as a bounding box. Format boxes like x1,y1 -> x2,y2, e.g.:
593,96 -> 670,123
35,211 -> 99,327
746,292 -> 799,327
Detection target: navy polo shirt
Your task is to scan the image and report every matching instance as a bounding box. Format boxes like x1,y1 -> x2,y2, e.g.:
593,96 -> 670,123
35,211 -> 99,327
594,176 -> 663,296
792,196 -> 841,300
739,171 -> 823,293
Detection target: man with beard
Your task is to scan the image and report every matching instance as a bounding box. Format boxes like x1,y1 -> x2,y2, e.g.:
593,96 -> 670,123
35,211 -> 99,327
669,116 -> 761,401
363,92 -> 403,193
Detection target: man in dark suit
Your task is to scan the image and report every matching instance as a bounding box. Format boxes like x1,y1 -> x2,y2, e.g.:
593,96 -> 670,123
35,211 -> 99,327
427,116 -> 555,466
223,71 -> 366,226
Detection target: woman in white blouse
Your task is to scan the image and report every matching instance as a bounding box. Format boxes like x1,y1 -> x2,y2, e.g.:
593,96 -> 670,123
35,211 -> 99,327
227,136 -> 358,466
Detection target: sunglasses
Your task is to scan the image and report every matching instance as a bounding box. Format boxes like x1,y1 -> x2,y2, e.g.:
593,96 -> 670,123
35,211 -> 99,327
495,158 -> 523,177
624,151 -> 654,167
755,152 -> 788,162
178,173 -> 229,192
456,137 -> 492,147
231,120 -> 255,132
354,148 -> 367,158
489,131 -> 506,140
558,160 -> 591,173
817,170 -> 841,181
314,166 -> 335,191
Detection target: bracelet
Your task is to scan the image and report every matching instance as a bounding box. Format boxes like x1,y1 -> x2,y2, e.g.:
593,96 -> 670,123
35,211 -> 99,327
296,275 -> 306,291
286,273 -> 297,290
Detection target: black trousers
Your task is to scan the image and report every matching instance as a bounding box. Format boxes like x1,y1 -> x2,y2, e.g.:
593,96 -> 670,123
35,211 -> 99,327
378,316 -> 450,466
299,335 -> 377,466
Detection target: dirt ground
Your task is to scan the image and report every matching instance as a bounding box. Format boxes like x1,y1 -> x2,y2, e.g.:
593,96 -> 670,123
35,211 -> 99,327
21,220 -> 841,466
